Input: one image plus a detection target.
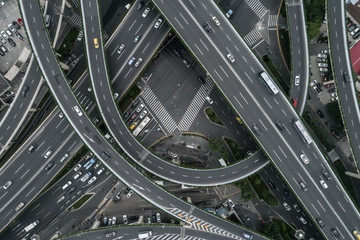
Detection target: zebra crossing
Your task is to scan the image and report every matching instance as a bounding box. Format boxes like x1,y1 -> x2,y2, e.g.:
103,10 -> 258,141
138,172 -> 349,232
177,80 -> 213,131
131,233 -> 207,240
166,207 -> 242,240
243,29 -> 262,46
70,13 -> 82,28
244,0 -> 267,19
141,86 -> 177,133
71,0 -> 79,8
268,15 -> 278,28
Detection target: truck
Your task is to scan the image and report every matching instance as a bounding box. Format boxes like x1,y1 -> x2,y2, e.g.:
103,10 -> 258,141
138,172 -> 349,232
138,231 -> 152,238
24,220 -> 39,232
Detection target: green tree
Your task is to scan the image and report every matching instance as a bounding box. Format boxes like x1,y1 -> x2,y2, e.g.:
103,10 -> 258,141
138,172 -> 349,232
326,102 -> 343,127
208,138 -> 223,152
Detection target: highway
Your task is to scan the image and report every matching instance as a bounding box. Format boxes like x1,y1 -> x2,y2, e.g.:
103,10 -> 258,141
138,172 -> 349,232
20,0 -> 267,239
151,0 -> 360,239
81,0 -> 269,186
287,0 -> 309,115
0,57 -> 43,155
328,0 -> 360,170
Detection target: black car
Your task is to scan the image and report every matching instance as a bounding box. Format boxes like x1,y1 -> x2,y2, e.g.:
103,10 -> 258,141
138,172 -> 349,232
136,1 -> 144,11
8,38 -> 16,47
331,228 -> 340,238
328,88 -> 336,93
15,31 -> 23,41
21,86 -> 29,97
203,23 -> 213,32
123,188 -> 130,195
12,21 -> 21,30
317,110 -> 324,118
44,162 -> 54,171
198,76 -> 206,84
354,31 -> 360,39
283,189 -> 291,198
133,33 -> 142,43
343,72 -> 350,83
101,151 -> 111,161
68,186 -> 76,194
124,111 -> 130,119
316,218 -> 326,228
321,169 -> 331,180
0,48 -> 4,56
275,120 -> 285,130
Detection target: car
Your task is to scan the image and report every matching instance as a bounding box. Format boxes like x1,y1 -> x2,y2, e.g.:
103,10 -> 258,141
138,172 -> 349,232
353,230 -> 360,240
127,189 -> 134,198
123,215 -> 128,224
316,57 -> 326,63
317,110 -> 324,118
136,1 -> 144,10
45,14 -> 51,27
156,212 -> 161,223
349,24 -> 357,32
331,129 -> 340,139
128,57 -> 136,66
351,27 -> 360,36
60,153 -> 69,163
88,176 -> 97,185
3,180 -> 12,189
80,174 -> 90,182
228,199 -> 235,208
8,38 -> 16,47
154,18 -> 163,29
293,203 -> 300,212
299,216 -> 307,224
331,92 -> 337,97
331,97 -> 338,102
212,16 -> 220,26
134,33 -> 142,43
317,53 -> 327,58
1,31 -> 8,40
21,86 -> 29,97
94,162 -> 101,170
299,181 -> 308,191
18,18 -> 24,26
331,228 -> 340,238
129,113 -> 136,122
252,123 -> 262,136
139,110 -> 147,119
102,151 -> 111,161
283,189 -> 291,198
205,96 -> 213,104
318,63 -> 328,67
73,106 -> 83,116
74,163 -> 82,172
242,232 -> 253,239
354,31 -> 360,39
44,162 -> 54,171
291,98 -> 297,108
15,31 -> 24,41
316,218 -> 326,228
328,88 -> 336,93
58,112 -> 64,119
97,167 -> 105,175
268,180 -> 276,189
0,36 -> 6,44
203,22 -> 213,32
227,53 -> 235,63
105,231 -> 116,237
103,217 -> 108,226
134,58 -> 143,68
62,181 -> 72,190
136,103 -> 144,112
282,202 -> 291,211
310,79 -> 317,87
142,7 -> 150,17
13,21 -> 21,30
123,188 -> 130,195
44,150 -> 53,159
320,180 -> 328,189
182,59 -> 191,68
117,44 -> 125,54
226,9 -> 233,18
320,72 -> 328,77
313,85 -> 321,95
326,83 -> 334,88
275,120 -> 284,130
300,154 -> 309,164
319,67 -> 328,72
15,202 -> 25,211
93,38 -> 99,48
68,186 -> 76,194
73,171 -> 82,180
294,75 -> 300,86
5,28 -> 12,36
8,24 -> 16,33
343,72 -> 350,83
77,31 -> 83,41
321,49 -> 329,54
57,195 -> 65,204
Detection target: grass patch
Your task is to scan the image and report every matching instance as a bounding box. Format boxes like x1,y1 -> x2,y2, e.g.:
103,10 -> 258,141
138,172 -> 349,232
224,137 -> 245,161
69,193 -> 93,210
262,218 -> 295,240
205,107 -> 223,125
57,27 -> 79,61
262,55 -> 289,96
303,110 -> 335,151
334,159 -> 357,202
304,0 -> 325,40
279,29 -> 291,70
118,84 -> 141,113
248,173 -> 278,206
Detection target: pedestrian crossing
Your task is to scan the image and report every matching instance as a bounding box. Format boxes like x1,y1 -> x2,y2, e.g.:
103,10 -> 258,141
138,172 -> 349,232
70,13 -> 82,28
166,207 -> 242,240
177,79 -> 213,131
268,15 -> 278,28
244,0 -> 267,19
243,29 -> 262,46
141,86 -> 177,133
132,233 -> 207,240
72,0 -> 79,8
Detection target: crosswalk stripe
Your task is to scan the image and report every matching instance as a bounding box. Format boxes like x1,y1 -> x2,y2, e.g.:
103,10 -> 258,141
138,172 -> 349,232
243,28 -> 262,46
245,0 -> 267,19
70,13 -> 82,27
268,14 -> 278,27
72,0 -> 79,8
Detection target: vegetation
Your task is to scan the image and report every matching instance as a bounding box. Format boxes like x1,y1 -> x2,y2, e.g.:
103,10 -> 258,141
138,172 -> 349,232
205,107 -> 223,125
262,55 -> 289,96
118,84 -> 141,113
304,0 -> 325,40
334,160 -> 357,202
279,29 -> 291,70
208,138 -> 229,163
248,173 -> 278,206
326,102 -> 343,128
303,111 -> 335,152
57,27 -> 79,61
233,179 -> 256,202
262,218 -> 295,240
70,194 -> 93,210
224,138 -> 245,161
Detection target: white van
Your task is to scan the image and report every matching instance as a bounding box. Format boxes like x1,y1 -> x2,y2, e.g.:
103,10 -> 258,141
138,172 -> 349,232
45,15 -> 51,27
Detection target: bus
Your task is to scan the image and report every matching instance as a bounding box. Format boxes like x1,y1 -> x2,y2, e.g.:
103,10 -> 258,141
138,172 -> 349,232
83,158 -> 96,170
133,117 -> 151,137
259,71 -> 279,95
292,119 -> 313,144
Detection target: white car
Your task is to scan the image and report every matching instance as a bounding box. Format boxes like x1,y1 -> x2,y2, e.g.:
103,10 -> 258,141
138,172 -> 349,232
59,112 -> 64,118
154,18 -> 163,28
128,57 -> 136,66
331,97 -> 338,102
134,58 -> 143,68
1,31 -> 8,40
74,163 -> 82,172
77,31 -> 83,41
3,180 -> 12,189
15,202 -> 25,211
73,171 -> 82,180
282,202 -> 291,211
142,7 -> 150,17
127,190 -> 134,198
44,150 -> 53,159
117,44 -> 125,54
74,106 -> 83,116
294,75 -> 300,86
212,16 -> 220,26
317,53 -> 327,58
299,216 -> 307,224
88,176 -> 97,185
205,96 -> 213,104
80,174 -> 90,182
300,154 -> 309,164
318,63 -> 328,68
310,79 -> 317,87
136,103 -> 144,112
320,180 -> 328,189
319,67 -> 328,72
331,92 -> 337,97
139,110 -> 147,119
57,195 -> 65,204
227,53 -> 235,63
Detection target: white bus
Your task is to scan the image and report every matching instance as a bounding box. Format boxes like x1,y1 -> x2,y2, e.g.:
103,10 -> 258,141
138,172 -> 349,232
292,119 -> 313,144
259,71 -> 279,95
133,117 -> 151,136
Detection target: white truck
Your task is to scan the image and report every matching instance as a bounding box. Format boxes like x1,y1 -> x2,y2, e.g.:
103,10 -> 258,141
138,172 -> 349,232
24,220 -> 39,232
138,231 -> 152,238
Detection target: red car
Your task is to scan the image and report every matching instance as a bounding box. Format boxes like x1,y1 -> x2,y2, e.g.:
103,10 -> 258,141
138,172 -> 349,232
18,18 -> 23,27
326,83 -> 334,88
292,99 -> 298,108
